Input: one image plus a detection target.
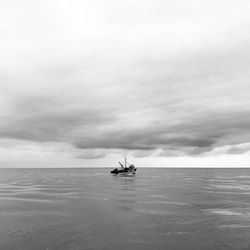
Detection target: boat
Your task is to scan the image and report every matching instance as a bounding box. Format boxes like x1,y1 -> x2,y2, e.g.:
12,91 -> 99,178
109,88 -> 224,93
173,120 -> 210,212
110,157 -> 137,176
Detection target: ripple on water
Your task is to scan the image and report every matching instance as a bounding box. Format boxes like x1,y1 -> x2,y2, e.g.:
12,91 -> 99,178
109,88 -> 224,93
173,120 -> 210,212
210,184 -> 250,191
139,200 -> 188,206
137,209 -> 171,216
219,224 -> 250,229
0,196 -> 58,204
0,184 -> 82,204
205,209 -> 250,218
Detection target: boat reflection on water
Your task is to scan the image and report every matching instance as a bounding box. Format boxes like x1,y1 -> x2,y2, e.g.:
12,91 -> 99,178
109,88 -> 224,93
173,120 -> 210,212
112,169 -> 137,212
110,157 -> 137,176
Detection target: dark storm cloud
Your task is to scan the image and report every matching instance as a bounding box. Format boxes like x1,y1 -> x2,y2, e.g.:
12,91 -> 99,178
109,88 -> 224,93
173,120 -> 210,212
72,109 -> 250,156
0,95 -> 117,142
1,88 -> 250,157
75,152 -> 106,159
74,139 -> 156,151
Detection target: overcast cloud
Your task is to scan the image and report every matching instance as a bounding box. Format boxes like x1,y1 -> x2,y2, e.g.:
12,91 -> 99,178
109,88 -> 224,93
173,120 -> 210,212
0,0 -> 250,166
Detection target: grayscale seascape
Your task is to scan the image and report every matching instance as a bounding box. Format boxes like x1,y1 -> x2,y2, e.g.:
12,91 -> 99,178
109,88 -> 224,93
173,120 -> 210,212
1,168 -> 250,250
1,0 -> 250,249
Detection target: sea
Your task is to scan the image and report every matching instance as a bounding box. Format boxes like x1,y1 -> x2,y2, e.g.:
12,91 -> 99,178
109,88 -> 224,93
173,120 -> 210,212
0,168 -> 250,250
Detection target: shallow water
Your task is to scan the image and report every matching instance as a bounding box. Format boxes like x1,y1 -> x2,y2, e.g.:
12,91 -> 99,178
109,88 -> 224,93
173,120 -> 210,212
0,168 -> 250,250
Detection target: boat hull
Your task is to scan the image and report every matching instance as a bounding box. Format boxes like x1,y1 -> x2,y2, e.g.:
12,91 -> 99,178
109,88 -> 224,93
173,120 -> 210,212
110,168 -> 137,175
112,172 -> 136,176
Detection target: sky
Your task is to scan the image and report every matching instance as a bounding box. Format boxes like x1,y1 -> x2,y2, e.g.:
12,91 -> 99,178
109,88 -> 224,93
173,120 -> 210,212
0,0 -> 250,167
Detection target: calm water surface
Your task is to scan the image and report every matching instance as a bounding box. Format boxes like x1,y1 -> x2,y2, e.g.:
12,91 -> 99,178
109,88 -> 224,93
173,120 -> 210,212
1,168 -> 250,250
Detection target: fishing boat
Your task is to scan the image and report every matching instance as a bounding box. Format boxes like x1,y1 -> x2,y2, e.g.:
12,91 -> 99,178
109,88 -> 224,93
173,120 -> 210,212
110,158 -> 137,176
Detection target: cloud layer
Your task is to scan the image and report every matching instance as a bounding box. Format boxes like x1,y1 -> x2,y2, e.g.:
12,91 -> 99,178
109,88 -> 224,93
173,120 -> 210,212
0,0 -> 250,165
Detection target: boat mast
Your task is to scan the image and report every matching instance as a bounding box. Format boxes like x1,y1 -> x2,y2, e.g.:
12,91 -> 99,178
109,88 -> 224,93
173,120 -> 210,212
125,157 -> 127,168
